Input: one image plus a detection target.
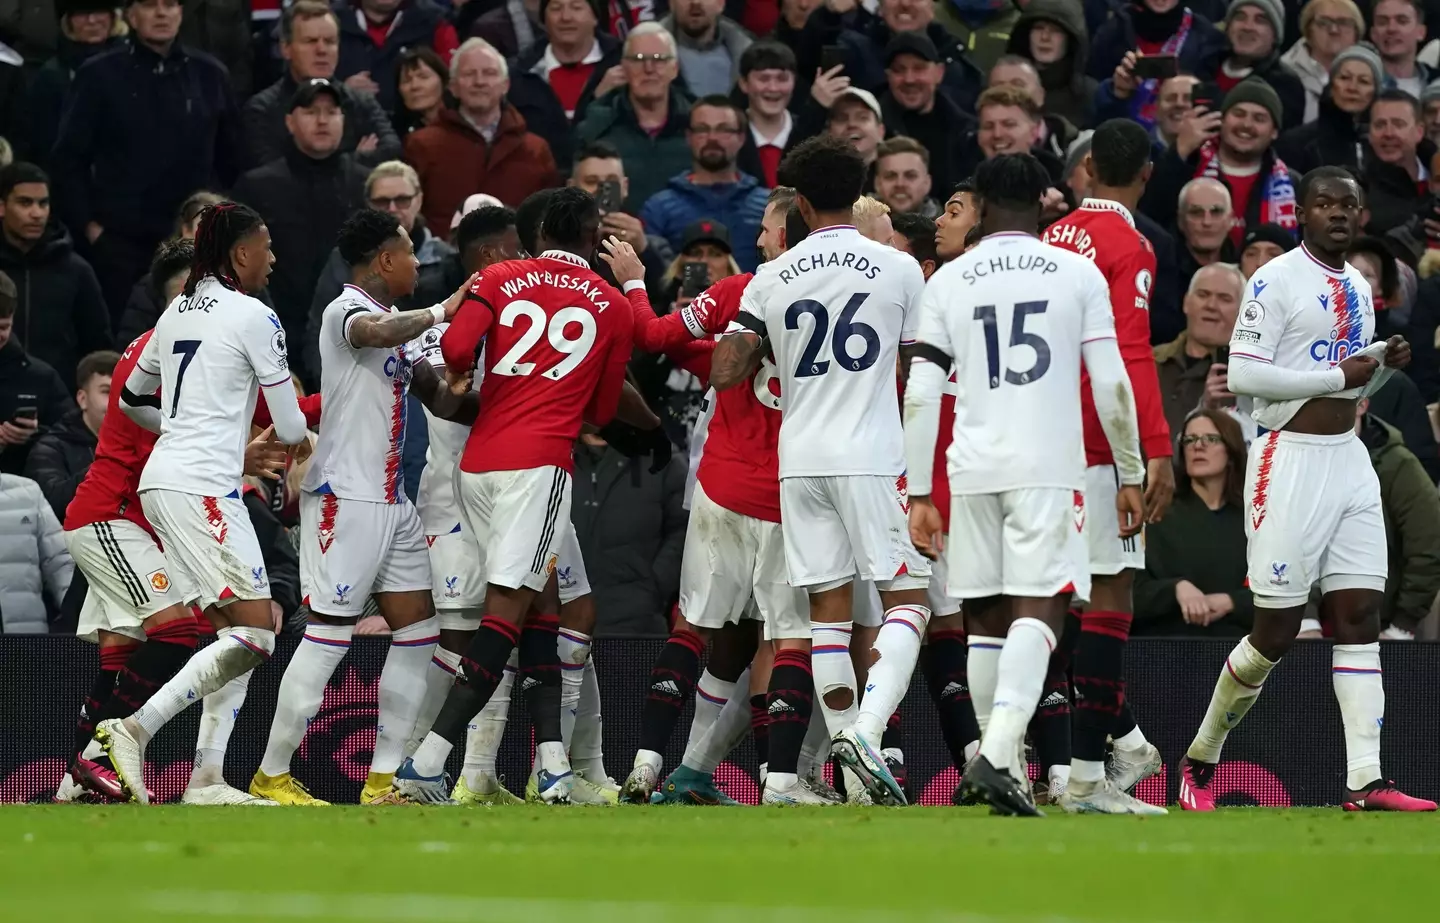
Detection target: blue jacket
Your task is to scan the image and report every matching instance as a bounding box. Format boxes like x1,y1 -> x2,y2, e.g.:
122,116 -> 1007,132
640,171 -> 770,273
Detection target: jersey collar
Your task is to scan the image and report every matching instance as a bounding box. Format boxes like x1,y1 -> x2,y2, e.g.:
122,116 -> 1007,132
1079,197 -> 1135,227
1299,243 -> 1345,277
539,249 -> 592,268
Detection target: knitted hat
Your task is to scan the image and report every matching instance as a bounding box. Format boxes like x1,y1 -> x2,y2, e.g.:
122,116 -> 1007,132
538,0 -> 603,25
1226,0 -> 1284,45
1422,78 -> 1440,106
1063,130 -> 1094,182
1221,76 -> 1283,126
1330,42 -> 1384,89
56,0 -> 117,17
1241,223 -> 1297,255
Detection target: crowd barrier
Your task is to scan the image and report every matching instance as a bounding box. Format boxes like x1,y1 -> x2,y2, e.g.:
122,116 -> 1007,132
3,637 -> 1438,806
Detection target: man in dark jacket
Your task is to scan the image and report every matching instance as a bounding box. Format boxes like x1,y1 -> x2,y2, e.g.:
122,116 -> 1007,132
23,348 -> 114,519
796,0 -> 984,113
877,33 -> 975,198
1362,89 -> 1434,236
0,277 -> 71,476
0,163 -> 112,392
332,0 -> 459,114
241,1 -> 401,170
1359,403 -> 1440,636
17,0 -> 124,169
1003,0 -> 1096,129
50,0 -> 242,318
1152,262 -> 1242,437
232,78 -> 369,346
1215,0 -> 1305,132
572,433 -> 688,637
1273,43 -> 1381,177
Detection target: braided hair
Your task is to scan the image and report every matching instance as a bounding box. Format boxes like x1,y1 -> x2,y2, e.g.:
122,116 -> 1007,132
183,202 -> 266,297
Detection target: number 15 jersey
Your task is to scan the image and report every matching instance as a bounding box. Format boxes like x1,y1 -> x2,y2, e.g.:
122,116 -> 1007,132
918,232 -> 1116,495
440,249 -> 635,475
736,225 -> 925,478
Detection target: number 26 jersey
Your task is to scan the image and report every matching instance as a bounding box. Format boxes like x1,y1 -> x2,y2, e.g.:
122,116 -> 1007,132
736,225 -> 925,479
440,250 -> 635,475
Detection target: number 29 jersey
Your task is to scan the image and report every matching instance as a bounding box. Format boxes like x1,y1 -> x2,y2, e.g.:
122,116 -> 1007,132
736,225 -> 925,478
917,232 -> 1116,495
440,250 -> 635,475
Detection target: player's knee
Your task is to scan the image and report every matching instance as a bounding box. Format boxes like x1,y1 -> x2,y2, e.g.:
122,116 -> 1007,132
822,687 -> 854,712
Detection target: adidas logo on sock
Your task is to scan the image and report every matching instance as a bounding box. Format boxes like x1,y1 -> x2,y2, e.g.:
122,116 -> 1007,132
1039,691 -> 1068,708
940,681 -> 966,698
768,698 -> 794,715
651,679 -> 680,696
521,677 -> 540,692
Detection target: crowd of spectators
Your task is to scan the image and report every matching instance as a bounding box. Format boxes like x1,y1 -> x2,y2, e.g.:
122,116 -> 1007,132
1,0 -> 1439,640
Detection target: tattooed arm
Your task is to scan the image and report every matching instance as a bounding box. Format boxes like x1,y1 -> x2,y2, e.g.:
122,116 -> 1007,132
710,331 -> 766,391
346,271 -> 479,350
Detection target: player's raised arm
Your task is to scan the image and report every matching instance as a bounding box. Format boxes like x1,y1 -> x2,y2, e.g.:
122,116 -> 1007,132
440,272 -> 500,372
119,332 -> 163,433
711,280 -> 767,391
348,272 -> 477,350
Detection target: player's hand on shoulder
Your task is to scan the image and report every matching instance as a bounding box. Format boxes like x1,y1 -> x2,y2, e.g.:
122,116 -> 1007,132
598,235 -> 645,286
1143,456 -> 1174,524
1383,335 -> 1411,371
908,498 -> 943,560
1338,353 -> 1379,389
1115,484 -> 1145,538
445,367 -> 474,396
445,272 -> 483,320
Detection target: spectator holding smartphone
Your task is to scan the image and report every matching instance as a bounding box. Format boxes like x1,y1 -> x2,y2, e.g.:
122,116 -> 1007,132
0,271 -> 69,475
1089,1 -> 1225,135
568,141 -> 673,295
1152,262 -> 1242,438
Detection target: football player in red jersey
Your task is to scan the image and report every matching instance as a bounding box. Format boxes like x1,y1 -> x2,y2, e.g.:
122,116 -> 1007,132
398,187 -> 640,804
1041,119 -> 1175,813
60,239 -> 322,806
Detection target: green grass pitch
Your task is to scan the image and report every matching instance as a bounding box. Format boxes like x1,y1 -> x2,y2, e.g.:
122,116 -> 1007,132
1,806 -> 1435,922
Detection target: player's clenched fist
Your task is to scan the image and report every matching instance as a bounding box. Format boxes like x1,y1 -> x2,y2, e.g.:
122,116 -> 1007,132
908,498 -> 943,560
1116,484 -> 1145,538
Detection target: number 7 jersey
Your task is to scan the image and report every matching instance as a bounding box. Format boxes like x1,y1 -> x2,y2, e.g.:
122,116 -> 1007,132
440,249 -> 635,474
736,225 -> 925,478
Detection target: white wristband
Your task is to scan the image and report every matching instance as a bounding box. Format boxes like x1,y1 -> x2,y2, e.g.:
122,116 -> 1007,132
429,305 -> 446,325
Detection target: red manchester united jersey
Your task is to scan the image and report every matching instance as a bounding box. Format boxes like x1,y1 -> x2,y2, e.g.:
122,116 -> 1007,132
442,250 -> 636,474
1043,199 -> 1172,466
65,331 -> 160,535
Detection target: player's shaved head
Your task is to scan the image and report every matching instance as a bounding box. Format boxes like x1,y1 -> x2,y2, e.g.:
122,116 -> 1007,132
337,208 -> 405,266
1087,119 -> 1153,189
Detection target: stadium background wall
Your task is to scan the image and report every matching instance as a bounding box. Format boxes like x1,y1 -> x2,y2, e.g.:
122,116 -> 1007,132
3,638 -> 1439,807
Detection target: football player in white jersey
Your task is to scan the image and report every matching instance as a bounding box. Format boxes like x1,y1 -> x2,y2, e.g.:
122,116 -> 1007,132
904,155 -> 1150,816
713,135 -> 931,806
1177,166 -> 1435,813
99,203 -> 310,803
250,208 -> 480,806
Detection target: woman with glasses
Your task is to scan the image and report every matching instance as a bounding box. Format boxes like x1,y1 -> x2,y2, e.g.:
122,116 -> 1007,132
1133,408 -> 1254,637
1280,0 -> 1367,123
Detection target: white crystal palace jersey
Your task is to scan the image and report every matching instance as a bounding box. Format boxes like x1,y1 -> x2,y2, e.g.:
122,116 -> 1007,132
138,276 -> 292,497
414,321 -> 480,533
1229,244 -> 1376,430
735,224 -> 925,478
302,285 -> 418,503
917,232 -> 1116,494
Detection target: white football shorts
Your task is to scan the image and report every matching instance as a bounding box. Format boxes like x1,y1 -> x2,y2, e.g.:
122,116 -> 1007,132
554,521 -> 591,606
778,474 -> 931,592
927,546 -> 963,618
947,487 -> 1090,602
1245,430 -> 1386,607
427,525 -> 486,612
139,489 -> 269,611
1082,464 -> 1145,575
299,492 -> 431,617
680,482 -> 808,640
66,519 -> 191,642
457,466 -> 571,592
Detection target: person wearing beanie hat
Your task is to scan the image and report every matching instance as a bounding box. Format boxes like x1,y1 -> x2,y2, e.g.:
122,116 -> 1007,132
1274,43 -> 1379,176
17,0 -> 125,169
1281,0 -> 1366,122
1238,222 -> 1296,278
1216,0 -> 1305,131
1421,79 -> 1440,146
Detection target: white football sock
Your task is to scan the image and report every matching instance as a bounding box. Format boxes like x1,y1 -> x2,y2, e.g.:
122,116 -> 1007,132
258,622 -> 351,777
406,646 -> 460,758
1187,635 -> 1276,765
461,654 -> 516,789
688,669 -> 737,754
682,667 -> 751,774
557,628 -> 592,754
966,635 -> 1003,735
797,706 -> 830,779
980,618 -> 1055,780
190,670 -> 252,787
811,620 -> 858,735
1114,725 -> 1149,752
536,740 -> 570,776
372,616 -> 439,775
134,626 -> 273,743
855,604 -> 930,741
571,657 -> 606,779
1333,643 -> 1384,791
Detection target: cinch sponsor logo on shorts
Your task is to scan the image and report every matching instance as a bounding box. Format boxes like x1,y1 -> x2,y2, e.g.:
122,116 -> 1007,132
147,569 -> 170,592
